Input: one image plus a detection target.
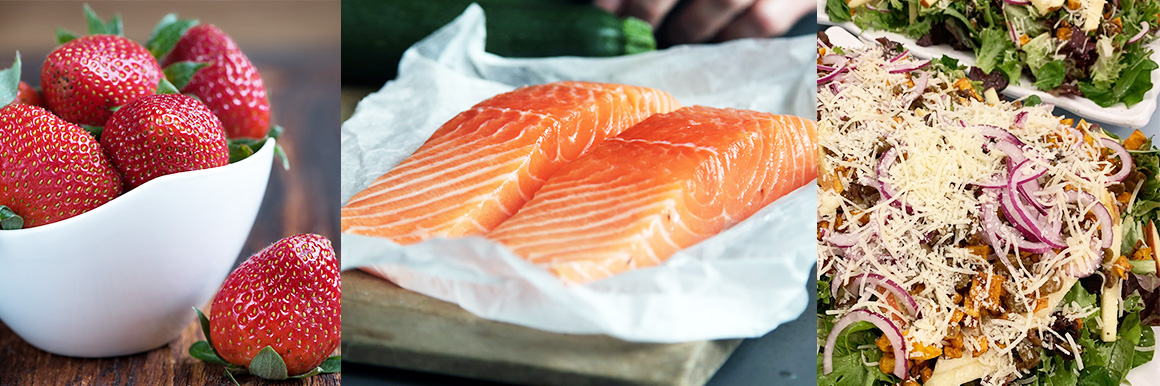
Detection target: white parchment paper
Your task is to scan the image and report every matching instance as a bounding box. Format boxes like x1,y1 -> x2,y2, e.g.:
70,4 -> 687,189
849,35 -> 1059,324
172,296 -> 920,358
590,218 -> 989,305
340,5 -> 818,343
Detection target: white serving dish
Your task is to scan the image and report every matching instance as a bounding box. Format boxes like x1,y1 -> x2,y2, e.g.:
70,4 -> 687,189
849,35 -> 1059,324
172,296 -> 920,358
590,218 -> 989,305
818,7 -> 1160,128
0,139 -> 274,357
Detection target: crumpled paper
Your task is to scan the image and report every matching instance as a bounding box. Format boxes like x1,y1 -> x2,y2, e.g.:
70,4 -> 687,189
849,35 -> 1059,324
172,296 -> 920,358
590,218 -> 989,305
340,4 -> 817,343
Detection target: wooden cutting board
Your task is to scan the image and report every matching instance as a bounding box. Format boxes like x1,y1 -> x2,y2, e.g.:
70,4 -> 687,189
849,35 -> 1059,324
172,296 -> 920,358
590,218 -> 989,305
342,270 -> 742,386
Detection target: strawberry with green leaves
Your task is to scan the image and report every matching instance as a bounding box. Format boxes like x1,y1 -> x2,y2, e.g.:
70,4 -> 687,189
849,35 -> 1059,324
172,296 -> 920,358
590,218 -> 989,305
155,21 -> 271,140
0,51 -> 121,230
42,6 -> 162,127
101,92 -> 229,190
191,234 -> 341,383
0,102 -> 122,229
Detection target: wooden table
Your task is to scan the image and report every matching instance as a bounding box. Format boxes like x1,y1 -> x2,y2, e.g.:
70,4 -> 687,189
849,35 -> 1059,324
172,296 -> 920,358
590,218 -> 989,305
0,2 -> 341,384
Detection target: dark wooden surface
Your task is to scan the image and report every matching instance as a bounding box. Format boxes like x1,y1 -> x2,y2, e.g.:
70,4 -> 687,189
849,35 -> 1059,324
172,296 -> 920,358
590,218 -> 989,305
0,2 -> 341,385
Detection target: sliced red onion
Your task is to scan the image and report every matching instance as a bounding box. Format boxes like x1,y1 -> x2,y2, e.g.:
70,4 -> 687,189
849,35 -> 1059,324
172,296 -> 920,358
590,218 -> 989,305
823,310 -> 908,379
878,147 -> 901,201
819,63 -> 849,84
1007,162 -> 1067,248
904,72 -> 930,106
827,231 -> 861,248
1067,190 -> 1113,249
889,50 -> 911,63
848,273 -> 919,317
1100,137 -> 1132,183
983,195 -> 1054,255
1014,111 -> 1028,128
888,59 -> 930,74
1129,22 -> 1151,44
818,64 -> 838,72
821,54 -> 849,66
977,124 -> 1024,145
1005,11 -> 1019,43
993,140 -> 1028,164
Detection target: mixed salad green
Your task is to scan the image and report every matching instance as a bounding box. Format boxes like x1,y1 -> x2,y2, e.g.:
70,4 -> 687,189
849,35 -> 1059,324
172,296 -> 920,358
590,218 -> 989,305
825,0 -> 1160,107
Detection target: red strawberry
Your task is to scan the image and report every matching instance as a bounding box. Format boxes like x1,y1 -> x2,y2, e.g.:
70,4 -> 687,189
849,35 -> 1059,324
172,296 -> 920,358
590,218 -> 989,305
164,24 -> 271,139
41,34 -> 162,127
15,81 -> 43,107
0,103 -> 121,228
100,93 -> 228,190
208,234 -> 341,377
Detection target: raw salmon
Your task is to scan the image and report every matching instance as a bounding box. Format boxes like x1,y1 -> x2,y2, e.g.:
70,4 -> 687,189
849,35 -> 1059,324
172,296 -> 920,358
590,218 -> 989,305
487,106 -> 817,284
341,81 -> 680,243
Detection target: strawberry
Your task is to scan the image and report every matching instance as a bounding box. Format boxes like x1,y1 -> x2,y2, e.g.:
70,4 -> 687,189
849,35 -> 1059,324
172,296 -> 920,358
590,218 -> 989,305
163,24 -> 271,139
100,93 -> 228,190
15,82 -> 43,107
192,234 -> 341,381
0,103 -> 122,228
41,34 -> 162,127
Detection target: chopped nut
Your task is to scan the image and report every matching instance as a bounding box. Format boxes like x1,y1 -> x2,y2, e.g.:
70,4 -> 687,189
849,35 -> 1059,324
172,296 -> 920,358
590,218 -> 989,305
1019,33 -> 1031,46
1112,255 -> 1132,280
1057,26 -> 1073,41
876,334 -> 893,352
909,341 -> 943,360
1133,246 -> 1154,261
973,336 -> 989,356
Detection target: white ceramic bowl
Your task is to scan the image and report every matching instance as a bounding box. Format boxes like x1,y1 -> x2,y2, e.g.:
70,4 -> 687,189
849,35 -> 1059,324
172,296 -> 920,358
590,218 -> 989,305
0,139 -> 274,357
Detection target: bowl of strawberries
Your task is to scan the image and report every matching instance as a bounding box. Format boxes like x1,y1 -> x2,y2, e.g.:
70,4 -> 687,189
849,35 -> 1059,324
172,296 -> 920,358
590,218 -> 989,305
0,7 -> 283,358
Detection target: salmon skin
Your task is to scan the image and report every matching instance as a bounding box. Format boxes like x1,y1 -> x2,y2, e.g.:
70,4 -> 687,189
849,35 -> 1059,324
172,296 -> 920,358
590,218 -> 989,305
488,106 -> 817,284
341,81 -> 680,243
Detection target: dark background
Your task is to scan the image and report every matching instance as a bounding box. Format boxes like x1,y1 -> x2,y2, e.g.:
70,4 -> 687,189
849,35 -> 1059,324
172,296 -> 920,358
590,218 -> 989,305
0,1 -> 340,385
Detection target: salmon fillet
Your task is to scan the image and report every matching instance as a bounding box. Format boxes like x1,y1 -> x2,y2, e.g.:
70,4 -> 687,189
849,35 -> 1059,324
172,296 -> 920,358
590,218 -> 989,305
487,106 -> 817,284
341,81 -> 681,243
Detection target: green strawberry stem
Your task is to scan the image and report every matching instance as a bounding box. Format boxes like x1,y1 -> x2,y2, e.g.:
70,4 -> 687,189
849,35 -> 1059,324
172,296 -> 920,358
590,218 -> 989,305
162,61 -> 208,90
81,125 -> 103,140
0,206 -> 24,230
156,78 -> 179,95
147,14 -> 199,61
83,4 -> 123,37
226,125 -> 290,170
0,52 -> 21,107
56,28 -> 79,45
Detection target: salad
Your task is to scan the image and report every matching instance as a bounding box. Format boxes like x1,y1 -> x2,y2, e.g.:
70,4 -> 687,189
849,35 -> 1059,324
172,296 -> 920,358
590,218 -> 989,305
824,0 -> 1160,107
817,32 -> 1160,386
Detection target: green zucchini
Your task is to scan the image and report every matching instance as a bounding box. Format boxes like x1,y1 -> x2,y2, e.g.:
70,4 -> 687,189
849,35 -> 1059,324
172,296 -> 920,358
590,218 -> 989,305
341,0 -> 656,85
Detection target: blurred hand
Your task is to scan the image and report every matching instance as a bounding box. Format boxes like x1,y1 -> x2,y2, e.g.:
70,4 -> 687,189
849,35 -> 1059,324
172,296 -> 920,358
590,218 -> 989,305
595,0 -> 816,44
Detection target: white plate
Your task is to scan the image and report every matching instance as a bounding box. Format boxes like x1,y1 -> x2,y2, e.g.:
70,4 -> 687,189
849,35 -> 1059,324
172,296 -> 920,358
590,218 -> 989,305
823,25 -> 1159,384
818,7 -> 1160,129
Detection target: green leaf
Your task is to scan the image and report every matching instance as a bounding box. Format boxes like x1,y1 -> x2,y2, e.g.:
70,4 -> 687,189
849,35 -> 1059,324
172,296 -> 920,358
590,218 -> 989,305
162,61 -> 207,90
0,52 -> 21,107
194,307 -> 213,346
146,14 -> 199,60
817,320 -> 897,386
83,4 -> 108,35
268,124 -> 284,139
228,141 -> 256,164
319,355 -> 341,373
825,0 -> 852,23
274,144 -> 290,171
80,125 -> 103,140
0,205 -> 24,230
189,340 -> 230,365
976,28 -> 1022,82
1023,95 -> 1043,107
1034,60 -> 1067,90
223,368 -> 241,386
248,346 -> 289,380
56,28 -> 78,45
107,13 -> 123,37
156,77 -> 179,95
